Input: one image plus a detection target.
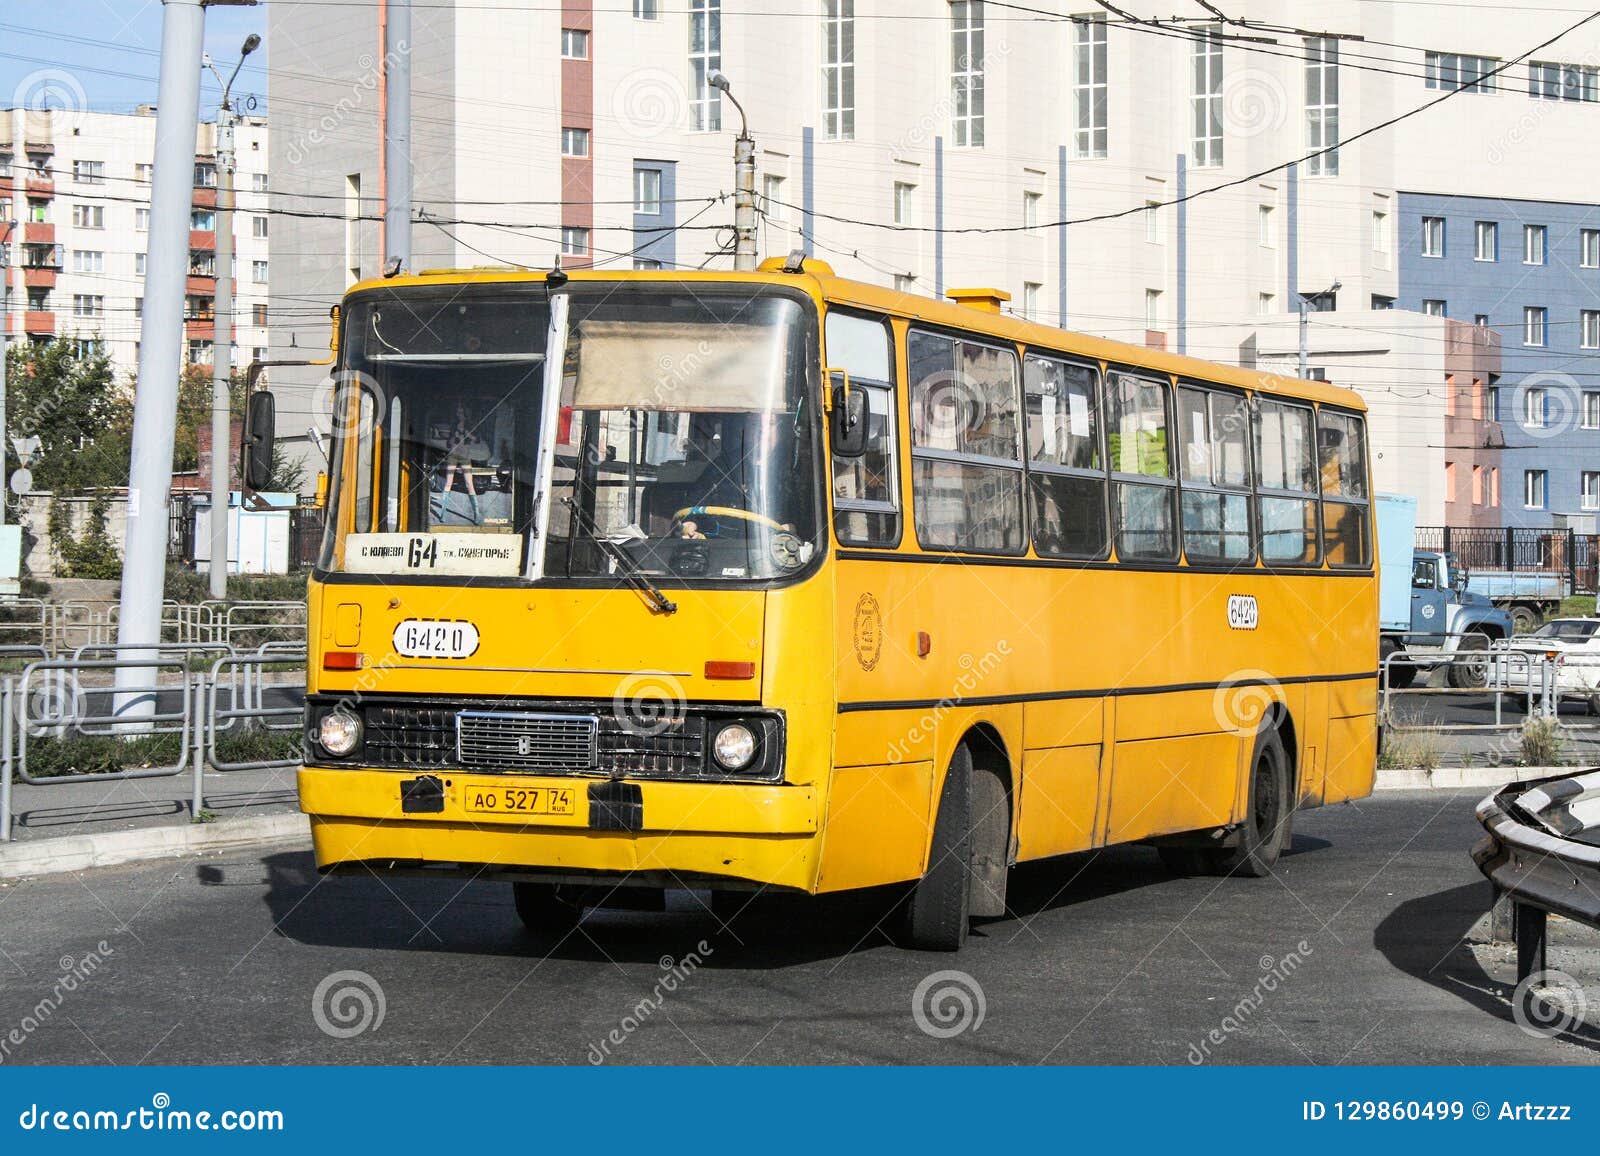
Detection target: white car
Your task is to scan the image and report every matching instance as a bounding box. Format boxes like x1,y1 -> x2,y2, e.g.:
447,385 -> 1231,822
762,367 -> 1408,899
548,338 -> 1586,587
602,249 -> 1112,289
1492,618 -> 1600,711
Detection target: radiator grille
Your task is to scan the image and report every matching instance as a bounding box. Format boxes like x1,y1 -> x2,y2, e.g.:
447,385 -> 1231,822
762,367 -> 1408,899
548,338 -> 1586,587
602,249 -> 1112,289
456,711 -> 598,772
364,705 -> 455,769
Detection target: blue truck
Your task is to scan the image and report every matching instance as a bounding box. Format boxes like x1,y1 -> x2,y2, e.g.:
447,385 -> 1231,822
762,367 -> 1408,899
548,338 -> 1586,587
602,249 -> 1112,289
1377,493 -> 1515,689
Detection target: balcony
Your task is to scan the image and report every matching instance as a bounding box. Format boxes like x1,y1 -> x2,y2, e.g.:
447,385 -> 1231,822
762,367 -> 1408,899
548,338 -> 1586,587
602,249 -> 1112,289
189,229 -> 215,251
23,311 -> 54,336
184,319 -> 215,340
23,222 -> 53,244
185,274 -> 216,295
22,267 -> 55,291
24,177 -> 53,198
191,186 -> 216,210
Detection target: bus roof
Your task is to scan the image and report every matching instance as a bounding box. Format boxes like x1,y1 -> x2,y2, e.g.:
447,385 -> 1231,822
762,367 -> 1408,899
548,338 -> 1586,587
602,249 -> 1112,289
347,263 -> 1367,413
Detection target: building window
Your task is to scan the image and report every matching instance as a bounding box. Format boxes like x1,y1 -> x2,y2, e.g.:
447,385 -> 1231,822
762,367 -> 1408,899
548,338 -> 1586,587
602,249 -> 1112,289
71,339 -> 104,359
1526,469 -> 1547,509
1258,203 -> 1274,246
191,208 -> 215,231
1373,210 -> 1388,254
1191,26 -> 1224,168
893,181 -> 916,226
70,250 -> 103,273
71,294 -> 103,317
1524,306 -> 1547,347
1073,12 -> 1108,158
1145,288 -> 1162,329
1580,228 -> 1600,269
1371,294 -> 1395,309
1474,221 -> 1497,261
1425,51 -> 1498,93
135,207 -> 150,232
561,128 -> 590,157
1020,282 -> 1040,321
1585,472 -> 1600,512
1490,467 -> 1501,507
1524,224 -> 1546,265
688,0 -> 722,132
71,159 -> 103,184
634,0 -> 658,18
1529,60 -> 1599,102
71,204 -> 104,229
194,162 -> 217,188
893,274 -> 916,293
1305,37 -> 1339,175
1022,191 -> 1040,229
27,200 -> 47,224
1144,201 -> 1161,243
561,28 -> 589,59
1584,392 -> 1600,429
252,216 -> 268,239
561,226 -> 589,256
1525,386 -> 1548,428
135,252 -> 146,275
1421,216 -> 1445,257
633,258 -> 662,271
633,168 -> 662,215
1423,299 -> 1447,317
252,173 -> 268,193
1584,311 -> 1600,350
821,0 -> 855,141
761,174 -> 786,221
252,304 -> 268,326
1258,292 -> 1275,315
251,260 -> 268,283
1471,465 -> 1484,505
951,1 -> 985,148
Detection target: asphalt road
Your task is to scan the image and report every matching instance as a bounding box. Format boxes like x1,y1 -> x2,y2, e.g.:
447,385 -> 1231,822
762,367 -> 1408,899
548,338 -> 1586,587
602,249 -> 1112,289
0,790 -> 1594,1065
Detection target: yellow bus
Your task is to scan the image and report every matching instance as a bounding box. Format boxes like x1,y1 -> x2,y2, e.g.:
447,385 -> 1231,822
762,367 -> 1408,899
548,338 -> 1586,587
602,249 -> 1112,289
260,257 -> 1378,951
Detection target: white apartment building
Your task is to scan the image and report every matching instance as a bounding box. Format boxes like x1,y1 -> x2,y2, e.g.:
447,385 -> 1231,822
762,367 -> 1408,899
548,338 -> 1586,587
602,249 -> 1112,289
266,1 -> 1600,518
0,106 -> 271,378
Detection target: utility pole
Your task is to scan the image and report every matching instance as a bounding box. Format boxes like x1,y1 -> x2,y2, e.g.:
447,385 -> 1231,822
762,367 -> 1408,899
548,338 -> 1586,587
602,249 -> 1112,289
384,0 -> 412,268
204,34 -> 260,600
115,0 -> 254,720
708,72 -> 757,271
1297,278 -> 1341,380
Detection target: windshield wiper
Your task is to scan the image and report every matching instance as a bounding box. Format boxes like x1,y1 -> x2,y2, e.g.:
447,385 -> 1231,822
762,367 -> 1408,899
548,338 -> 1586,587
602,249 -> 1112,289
560,498 -> 677,615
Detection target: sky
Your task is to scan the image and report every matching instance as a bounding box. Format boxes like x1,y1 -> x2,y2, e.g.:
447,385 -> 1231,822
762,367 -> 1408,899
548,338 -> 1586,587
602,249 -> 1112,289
0,0 -> 270,120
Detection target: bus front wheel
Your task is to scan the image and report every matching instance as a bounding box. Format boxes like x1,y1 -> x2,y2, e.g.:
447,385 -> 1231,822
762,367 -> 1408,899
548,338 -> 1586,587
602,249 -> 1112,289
900,745 -> 977,952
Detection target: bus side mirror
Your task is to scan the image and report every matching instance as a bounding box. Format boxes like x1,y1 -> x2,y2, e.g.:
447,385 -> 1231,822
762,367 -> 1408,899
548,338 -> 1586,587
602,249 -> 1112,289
829,370 -> 867,458
241,389 -> 276,493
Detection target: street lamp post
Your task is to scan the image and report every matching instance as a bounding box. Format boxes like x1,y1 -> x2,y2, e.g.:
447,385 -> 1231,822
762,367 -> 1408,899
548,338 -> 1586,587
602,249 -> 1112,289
708,72 -> 758,271
1298,279 -> 1342,380
203,33 -> 260,600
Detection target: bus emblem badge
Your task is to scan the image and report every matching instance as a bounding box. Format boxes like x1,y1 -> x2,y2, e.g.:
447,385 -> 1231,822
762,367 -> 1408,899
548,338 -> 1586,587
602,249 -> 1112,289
517,735 -> 534,756
1227,595 -> 1259,631
853,593 -> 884,672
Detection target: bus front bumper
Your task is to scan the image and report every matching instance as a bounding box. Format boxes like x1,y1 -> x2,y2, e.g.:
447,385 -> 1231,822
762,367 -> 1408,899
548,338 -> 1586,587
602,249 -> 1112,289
298,767 -> 821,891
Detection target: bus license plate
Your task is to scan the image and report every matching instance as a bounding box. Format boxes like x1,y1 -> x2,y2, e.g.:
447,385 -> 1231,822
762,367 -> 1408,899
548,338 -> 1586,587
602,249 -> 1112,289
463,785 -> 576,817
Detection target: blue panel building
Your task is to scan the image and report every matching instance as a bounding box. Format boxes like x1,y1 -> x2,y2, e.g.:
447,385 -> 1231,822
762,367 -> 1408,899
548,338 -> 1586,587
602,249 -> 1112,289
1399,192 -> 1600,528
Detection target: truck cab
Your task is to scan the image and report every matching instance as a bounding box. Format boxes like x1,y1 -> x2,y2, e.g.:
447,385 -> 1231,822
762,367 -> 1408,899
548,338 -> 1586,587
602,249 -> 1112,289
1382,550 -> 1513,688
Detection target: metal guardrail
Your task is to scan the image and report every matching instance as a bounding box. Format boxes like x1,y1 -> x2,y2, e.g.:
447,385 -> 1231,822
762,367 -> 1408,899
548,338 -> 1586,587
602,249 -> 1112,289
0,644 -> 307,841
0,598 -> 305,656
1474,772 -> 1600,1012
1381,646 -> 1556,730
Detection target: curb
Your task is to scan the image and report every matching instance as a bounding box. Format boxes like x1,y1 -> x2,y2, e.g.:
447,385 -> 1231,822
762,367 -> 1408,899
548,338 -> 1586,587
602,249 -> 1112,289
0,812 -> 310,881
1374,764 -> 1572,792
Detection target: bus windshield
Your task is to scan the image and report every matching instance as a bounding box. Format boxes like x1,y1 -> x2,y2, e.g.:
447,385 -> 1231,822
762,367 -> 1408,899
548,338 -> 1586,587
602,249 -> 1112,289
322,284 -> 820,583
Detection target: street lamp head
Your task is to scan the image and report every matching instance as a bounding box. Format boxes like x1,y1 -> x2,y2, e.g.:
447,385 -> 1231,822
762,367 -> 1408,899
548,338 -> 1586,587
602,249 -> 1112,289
241,34 -> 261,57
708,70 -> 731,94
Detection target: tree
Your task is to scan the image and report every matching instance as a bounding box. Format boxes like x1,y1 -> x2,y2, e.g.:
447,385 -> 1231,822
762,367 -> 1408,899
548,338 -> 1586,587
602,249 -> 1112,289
4,339 -> 127,493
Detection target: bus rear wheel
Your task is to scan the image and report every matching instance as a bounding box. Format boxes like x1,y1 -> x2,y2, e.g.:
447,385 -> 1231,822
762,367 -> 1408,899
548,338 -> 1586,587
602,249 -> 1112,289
512,882 -> 582,935
1202,725 -> 1291,878
899,745 -> 977,952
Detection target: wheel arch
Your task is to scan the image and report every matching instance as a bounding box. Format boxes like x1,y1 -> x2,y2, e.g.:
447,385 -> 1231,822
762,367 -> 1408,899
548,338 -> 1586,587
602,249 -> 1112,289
1264,701 -> 1300,803
958,722 -> 1016,856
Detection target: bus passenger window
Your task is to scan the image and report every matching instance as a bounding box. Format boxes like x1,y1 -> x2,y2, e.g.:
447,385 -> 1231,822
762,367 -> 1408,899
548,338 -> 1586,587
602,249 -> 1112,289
1318,409 -> 1371,567
826,312 -> 899,546
1178,386 -> 1253,563
908,330 -> 1024,553
1256,399 -> 1319,565
1024,353 -> 1107,558
1107,372 -> 1176,561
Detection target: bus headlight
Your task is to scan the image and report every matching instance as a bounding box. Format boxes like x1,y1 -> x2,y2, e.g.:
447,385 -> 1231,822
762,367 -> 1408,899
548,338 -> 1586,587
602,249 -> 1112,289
712,723 -> 757,771
318,710 -> 362,757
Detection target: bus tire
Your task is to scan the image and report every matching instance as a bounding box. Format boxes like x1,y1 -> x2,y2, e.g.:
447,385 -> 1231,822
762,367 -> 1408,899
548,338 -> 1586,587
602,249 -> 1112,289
1447,633 -> 1491,689
1203,724 -> 1291,878
512,882 -> 581,934
899,745 -> 973,952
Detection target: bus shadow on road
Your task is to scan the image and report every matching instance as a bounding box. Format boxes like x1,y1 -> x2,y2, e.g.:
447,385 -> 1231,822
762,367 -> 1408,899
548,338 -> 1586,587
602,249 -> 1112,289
1374,881 -> 1600,1054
